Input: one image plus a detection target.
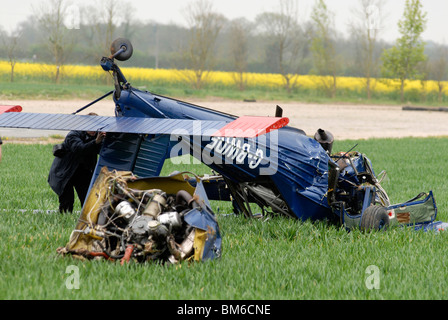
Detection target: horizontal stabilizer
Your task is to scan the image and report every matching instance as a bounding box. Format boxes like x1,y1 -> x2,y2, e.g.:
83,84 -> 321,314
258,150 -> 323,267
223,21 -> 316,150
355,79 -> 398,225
212,116 -> 289,138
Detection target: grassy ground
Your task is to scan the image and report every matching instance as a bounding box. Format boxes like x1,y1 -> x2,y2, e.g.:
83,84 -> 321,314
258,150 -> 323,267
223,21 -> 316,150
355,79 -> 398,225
0,82 -> 113,101
1,81 -> 447,107
0,138 -> 447,300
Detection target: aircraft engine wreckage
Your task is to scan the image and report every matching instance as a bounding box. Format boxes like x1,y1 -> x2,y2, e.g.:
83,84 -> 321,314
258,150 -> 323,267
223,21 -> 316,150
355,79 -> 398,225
57,168 -> 222,264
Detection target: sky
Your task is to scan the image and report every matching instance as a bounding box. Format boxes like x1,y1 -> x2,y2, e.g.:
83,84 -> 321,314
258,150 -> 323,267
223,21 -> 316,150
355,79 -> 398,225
0,0 -> 447,44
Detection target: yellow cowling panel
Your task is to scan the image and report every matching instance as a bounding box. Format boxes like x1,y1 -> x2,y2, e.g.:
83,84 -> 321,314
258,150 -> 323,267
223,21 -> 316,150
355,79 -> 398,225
127,173 -> 197,197
193,229 -> 207,261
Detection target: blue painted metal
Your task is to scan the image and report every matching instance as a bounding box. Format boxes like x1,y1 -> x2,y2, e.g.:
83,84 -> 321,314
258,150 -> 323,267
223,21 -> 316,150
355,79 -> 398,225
110,87 -> 334,221
115,89 -> 236,122
88,133 -> 143,192
88,133 -> 171,191
340,186 -> 376,230
184,207 -> 222,260
133,134 -> 170,178
415,221 -> 448,232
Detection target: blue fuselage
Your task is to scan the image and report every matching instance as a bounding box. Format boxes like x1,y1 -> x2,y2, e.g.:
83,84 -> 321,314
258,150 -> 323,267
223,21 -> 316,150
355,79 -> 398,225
110,88 -> 333,221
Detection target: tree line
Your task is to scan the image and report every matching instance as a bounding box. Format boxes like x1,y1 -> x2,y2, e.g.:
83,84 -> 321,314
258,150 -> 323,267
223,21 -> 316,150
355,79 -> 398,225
1,0 -> 446,102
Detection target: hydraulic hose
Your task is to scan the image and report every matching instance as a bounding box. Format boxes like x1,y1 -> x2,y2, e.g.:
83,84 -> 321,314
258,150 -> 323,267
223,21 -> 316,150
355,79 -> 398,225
120,245 -> 134,265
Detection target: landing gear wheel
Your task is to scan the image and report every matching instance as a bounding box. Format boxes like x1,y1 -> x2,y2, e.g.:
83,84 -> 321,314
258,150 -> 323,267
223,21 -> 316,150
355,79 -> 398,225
360,205 -> 390,232
110,38 -> 133,61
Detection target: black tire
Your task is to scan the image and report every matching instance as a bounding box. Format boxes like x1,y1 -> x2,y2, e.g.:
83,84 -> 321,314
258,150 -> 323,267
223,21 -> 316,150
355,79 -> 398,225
110,38 -> 133,61
360,205 -> 389,232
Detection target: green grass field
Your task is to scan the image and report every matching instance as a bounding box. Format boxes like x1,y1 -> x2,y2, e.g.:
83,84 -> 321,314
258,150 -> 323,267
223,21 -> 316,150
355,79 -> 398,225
0,138 -> 448,300
2,81 -> 448,108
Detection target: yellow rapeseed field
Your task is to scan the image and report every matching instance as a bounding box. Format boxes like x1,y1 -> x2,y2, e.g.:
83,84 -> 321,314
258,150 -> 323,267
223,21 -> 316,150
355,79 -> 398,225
1,60 -> 447,97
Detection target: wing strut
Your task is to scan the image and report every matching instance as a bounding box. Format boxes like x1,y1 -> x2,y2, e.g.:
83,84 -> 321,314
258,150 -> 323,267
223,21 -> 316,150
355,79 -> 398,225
72,90 -> 114,115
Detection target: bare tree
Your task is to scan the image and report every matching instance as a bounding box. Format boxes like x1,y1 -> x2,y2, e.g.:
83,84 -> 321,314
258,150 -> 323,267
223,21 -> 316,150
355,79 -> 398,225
309,0 -> 340,98
81,0 -> 132,85
103,0 -> 118,56
256,0 -> 305,93
229,18 -> 251,91
350,0 -> 386,100
418,58 -> 429,102
429,44 -> 448,103
82,0 -> 123,59
120,3 -> 137,41
34,0 -> 76,83
0,28 -> 22,82
181,0 -> 226,89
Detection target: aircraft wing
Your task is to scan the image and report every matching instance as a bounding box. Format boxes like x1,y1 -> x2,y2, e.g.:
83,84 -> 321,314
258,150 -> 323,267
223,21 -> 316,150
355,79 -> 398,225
0,112 -> 289,138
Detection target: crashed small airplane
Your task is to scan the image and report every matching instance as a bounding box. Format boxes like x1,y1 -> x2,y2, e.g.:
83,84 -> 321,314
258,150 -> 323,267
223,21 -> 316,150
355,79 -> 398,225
0,38 -> 446,263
